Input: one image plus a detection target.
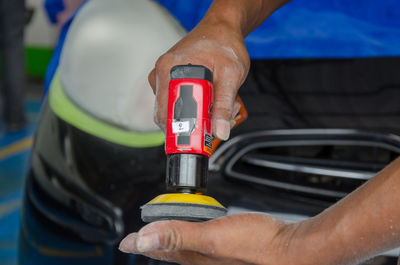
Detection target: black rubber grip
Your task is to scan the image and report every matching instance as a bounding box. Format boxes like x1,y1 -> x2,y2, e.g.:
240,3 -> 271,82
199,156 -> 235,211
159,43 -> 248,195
170,65 -> 213,83
174,85 -> 197,119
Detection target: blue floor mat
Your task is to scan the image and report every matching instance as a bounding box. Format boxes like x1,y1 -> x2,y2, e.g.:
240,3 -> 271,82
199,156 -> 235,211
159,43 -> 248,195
0,100 -> 40,265
0,191 -> 22,265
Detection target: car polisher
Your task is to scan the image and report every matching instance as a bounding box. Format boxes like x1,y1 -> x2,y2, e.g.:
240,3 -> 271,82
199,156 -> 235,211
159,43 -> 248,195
141,64 -> 247,222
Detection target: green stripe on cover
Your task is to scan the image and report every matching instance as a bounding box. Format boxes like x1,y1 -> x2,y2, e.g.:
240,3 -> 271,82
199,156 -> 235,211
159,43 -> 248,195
49,72 -> 164,148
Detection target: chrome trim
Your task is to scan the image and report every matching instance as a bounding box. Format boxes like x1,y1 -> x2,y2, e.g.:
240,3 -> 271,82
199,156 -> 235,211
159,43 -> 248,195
242,154 -> 375,180
210,129 -> 400,170
210,129 -> 400,197
225,164 -> 348,198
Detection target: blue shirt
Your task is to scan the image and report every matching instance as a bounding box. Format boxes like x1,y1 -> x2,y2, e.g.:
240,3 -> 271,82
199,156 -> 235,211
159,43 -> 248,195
156,0 -> 400,59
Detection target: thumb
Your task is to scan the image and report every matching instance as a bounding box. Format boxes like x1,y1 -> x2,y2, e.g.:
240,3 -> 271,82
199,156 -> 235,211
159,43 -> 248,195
119,220 -> 208,253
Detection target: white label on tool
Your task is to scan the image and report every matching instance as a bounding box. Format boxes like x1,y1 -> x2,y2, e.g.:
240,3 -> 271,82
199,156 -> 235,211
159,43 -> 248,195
172,121 -> 190,133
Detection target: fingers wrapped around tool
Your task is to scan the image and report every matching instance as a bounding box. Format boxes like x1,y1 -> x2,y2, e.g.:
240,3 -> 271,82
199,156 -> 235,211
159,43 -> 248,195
148,21 -> 249,141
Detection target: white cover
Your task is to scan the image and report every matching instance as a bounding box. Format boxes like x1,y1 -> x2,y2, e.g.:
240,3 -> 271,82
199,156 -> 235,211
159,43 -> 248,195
59,0 -> 186,132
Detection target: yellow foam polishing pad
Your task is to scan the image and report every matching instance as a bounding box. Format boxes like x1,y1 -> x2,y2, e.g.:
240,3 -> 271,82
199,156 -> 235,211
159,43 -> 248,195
145,193 -> 225,208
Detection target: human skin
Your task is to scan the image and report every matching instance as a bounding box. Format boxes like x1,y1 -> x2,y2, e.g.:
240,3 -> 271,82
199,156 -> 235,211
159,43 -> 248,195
148,0 -> 289,140
121,0 -> 400,264
120,157 -> 400,264
56,0 -> 85,30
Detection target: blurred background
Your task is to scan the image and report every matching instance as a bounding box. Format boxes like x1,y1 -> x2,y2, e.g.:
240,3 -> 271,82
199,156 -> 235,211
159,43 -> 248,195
0,0 -> 89,263
0,0 -> 56,263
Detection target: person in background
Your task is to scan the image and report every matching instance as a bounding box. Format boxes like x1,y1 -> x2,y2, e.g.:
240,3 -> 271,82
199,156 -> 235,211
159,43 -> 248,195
0,0 -> 26,132
44,0 -> 85,30
43,0 -> 85,96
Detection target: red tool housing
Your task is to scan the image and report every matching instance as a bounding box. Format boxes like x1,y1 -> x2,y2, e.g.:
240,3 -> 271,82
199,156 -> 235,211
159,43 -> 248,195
165,65 -> 213,157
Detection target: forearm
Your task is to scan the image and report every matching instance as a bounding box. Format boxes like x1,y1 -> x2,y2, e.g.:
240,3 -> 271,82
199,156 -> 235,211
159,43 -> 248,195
201,0 -> 291,37
290,157 -> 400,264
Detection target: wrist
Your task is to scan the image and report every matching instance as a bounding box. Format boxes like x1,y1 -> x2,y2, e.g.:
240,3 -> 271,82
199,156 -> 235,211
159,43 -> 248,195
200,10 -> 245,38
281,216 -> 347,265
200,0 -> 259,37
201,0 -> 286,37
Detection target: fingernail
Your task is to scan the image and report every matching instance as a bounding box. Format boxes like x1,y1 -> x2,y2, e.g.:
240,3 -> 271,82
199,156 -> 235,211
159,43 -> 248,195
215,119 -> 230,141
136,232 -> 160,252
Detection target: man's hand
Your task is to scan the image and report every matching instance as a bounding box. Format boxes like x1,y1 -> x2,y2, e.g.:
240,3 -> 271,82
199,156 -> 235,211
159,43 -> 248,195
148,19 -> 249,140
119,213 -> 303,265
149,0 -> 292,140
119,157 -> 400,264
149,0 -> 290,140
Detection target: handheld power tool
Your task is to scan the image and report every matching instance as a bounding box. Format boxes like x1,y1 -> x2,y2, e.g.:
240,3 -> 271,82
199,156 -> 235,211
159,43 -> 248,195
141,64 -> 247,222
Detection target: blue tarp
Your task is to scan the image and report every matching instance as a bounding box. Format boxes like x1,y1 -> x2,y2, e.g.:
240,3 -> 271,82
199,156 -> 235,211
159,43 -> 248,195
43,0 -> 400,94
155,0 -> 400,59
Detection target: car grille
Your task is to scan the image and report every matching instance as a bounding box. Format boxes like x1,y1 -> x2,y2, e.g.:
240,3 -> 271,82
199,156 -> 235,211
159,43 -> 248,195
210,129 -> 400,199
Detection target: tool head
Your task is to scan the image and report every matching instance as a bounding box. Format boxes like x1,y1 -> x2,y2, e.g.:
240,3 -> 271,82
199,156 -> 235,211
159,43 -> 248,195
141,193 -> 227,222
